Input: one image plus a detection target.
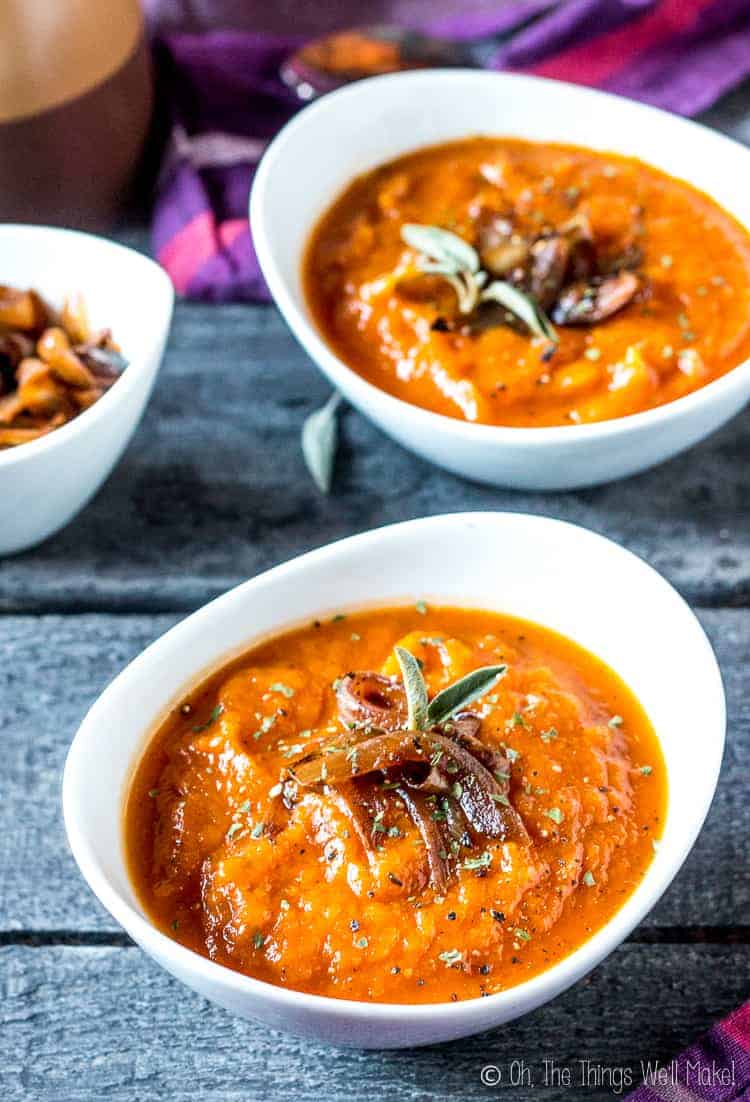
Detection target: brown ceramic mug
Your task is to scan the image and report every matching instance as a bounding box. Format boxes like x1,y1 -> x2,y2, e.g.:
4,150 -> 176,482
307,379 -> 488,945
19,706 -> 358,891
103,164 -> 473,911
0,0 -> 153,228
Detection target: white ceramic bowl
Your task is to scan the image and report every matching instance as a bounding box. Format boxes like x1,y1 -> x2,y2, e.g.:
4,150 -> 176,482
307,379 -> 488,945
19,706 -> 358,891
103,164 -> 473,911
64,512 -> 724,1048
0,224 -> 173,554
251,70 -> 750,490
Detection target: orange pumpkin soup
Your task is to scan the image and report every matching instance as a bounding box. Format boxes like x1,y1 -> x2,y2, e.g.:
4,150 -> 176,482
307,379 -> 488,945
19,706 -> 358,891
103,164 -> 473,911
126,606 -> 666,1004
304,138 -> 750,427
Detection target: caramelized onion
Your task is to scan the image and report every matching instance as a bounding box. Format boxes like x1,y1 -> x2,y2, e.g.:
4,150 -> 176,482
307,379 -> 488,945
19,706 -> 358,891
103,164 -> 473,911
291,719 -> 525,845
0,286 -> 125,450
427,732 -> 525,842
290,669 -> 529,894
401,762 -> 451,794
475,207 -> 643,332
336,672 -> 406,731
291,728 -> 429,786
328,780 -> 385,863
529,236 -> 570,310
450,713 -> 510,781
395,784 -> 449,894
552,272 -> 640,325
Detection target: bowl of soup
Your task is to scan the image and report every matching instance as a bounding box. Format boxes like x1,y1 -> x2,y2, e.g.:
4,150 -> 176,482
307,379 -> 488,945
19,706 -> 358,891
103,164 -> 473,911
250,70 -> 750,489
63,512 -> 724,1047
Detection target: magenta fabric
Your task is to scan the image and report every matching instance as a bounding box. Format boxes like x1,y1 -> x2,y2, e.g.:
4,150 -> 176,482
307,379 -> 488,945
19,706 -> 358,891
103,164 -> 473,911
150,0 -> 750,301
626,1001 -> 750,1101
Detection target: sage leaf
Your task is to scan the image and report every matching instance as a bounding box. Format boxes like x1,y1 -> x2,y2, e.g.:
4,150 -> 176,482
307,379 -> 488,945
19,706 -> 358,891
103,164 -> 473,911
401,223 -> 480,275
428,665 -> 507,727
395,646 -> 429,732
418,264 -> 480,314
301,392 -> 342,494
398,223 -> 558,344
480,280 -> 558,343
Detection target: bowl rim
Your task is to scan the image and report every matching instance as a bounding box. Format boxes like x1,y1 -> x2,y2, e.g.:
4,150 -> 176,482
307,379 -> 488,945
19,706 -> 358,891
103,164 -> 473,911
0,222 -> 174,471
63,511 -> 726,1024
250,67 -> 750,446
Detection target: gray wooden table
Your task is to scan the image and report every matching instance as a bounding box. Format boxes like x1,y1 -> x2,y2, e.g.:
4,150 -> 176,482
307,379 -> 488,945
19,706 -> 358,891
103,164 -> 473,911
3,88 -> 749,1102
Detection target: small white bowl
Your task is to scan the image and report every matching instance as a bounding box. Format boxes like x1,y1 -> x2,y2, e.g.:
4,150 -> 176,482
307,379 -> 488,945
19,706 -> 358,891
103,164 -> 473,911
64,512 -> 724,1048
0,224 -> 173,554
251,70 -> 750,490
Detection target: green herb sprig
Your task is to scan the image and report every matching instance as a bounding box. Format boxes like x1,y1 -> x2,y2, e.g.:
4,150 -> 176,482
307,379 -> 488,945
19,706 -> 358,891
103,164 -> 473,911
400,223 -> 558,343
301,391 -> 342,495
394,645 -> 507,732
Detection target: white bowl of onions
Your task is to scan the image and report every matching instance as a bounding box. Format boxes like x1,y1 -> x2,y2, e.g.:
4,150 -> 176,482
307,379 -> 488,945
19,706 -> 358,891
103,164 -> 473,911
0,223 -> 173,554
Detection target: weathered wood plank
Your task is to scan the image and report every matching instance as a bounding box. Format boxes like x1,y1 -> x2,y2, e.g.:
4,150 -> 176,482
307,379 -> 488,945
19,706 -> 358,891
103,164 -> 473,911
1,943 -> 746,1101
1,610 -> 747,932
1,614 -> 176,932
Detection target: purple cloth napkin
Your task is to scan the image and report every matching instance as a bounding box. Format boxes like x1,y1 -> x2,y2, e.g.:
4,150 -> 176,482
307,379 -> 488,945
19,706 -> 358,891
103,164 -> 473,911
150,0 -> 750,301
626,1000 -> 750,1101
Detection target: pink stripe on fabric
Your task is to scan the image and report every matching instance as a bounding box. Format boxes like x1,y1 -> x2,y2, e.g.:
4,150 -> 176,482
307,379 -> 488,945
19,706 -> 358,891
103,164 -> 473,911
217,218 -> 248,249
722,1003 -> 750,1052
523,0 -> 718,85
157,210 -> 218,293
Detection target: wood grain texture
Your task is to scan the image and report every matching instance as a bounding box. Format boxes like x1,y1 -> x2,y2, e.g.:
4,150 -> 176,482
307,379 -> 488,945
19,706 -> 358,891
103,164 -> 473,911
1,610 -> 747,933
1,944 -> 747,1101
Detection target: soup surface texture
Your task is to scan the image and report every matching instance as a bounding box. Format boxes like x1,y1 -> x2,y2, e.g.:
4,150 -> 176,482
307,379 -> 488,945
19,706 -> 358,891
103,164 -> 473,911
304,138 -> 750,427
127,606 -> 666,1004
